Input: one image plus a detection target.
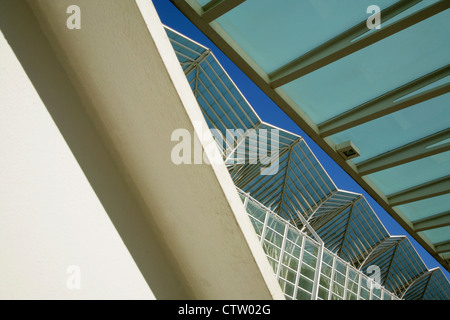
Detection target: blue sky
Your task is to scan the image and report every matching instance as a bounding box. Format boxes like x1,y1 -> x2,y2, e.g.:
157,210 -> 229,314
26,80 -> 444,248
152,0 -> 449,280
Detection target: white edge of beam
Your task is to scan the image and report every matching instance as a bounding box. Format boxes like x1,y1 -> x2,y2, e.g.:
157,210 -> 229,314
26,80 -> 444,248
136,0 -> 284,299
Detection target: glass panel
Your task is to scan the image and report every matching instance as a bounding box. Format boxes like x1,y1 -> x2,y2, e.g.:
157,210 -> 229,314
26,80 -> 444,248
169,33 -> 204,60
333,283 -> 344,297
329,94 -> 450,164
296,288 -> 311,300
395,75 -> 450,102
318,287 -> 329,300
284,239 -> 301,258
216,0 -> 398,74
246,200 -> 266,222
282,252 -> 299,271
348,269 -> 359,282
372,286 -> 382,299
322,251 -> 334,266
334,271 -> 346,286
332,294 -> 342,300
287,228 -> 303,247
304,239 -> 319,256
360,288 -> 370,300
278,278 -> 295,298
347,292 -> 357,300
321,263 -> 332,278
265,228 -> 283,248
335,260 -> 347,275
421,226 -> 450,244
367,151 -> 450,195
263,241 -> 280,260
280,10 -> 450,124
249,217 -> 263,236
300,264 -> 315,280
320,275 -> 331,289
266,256 -> 278,273
347,280 -> 359,295
280,265 -> 297,284
298,276 -> 314,293
267,215 -> 286,234
395,194 -> 450,222
302,251 -> 317,268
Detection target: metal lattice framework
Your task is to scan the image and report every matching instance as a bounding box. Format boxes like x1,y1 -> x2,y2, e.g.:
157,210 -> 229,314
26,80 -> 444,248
165,26 -> 450,300
239,188 -> 400,300
170,0 -> 450,273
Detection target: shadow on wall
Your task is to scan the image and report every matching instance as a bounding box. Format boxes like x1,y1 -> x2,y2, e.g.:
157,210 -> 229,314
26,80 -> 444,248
0,0 -> 192,299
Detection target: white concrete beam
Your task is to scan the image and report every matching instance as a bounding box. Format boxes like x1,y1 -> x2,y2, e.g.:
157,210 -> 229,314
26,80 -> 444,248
28,0 -> 284,299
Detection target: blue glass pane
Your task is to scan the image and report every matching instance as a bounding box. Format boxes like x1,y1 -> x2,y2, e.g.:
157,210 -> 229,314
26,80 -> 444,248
421,226 -> 450,244
395,194 -> 450,222
329,94 -> 450,163
216,0 -> 397,74
280,10 -> 450,124
367,151 -> 450,195
166,28 -> 205,59
394,76 -> 450,103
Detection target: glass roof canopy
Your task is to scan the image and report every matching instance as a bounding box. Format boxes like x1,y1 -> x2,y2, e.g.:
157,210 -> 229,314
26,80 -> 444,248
170,0 -> 450,272
164,26 -> 449,299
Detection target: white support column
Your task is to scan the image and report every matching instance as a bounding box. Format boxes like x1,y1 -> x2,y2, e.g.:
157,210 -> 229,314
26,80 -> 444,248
343,264 -> 350,300
369,279 -> 374,300
293,235 -> 306,300
260,211 -> 270,246
357,273 -> 363,300
311,241 -> 324,300
242,192 -> 249,209
328,256 -> 337,300
275,223 -> 290,280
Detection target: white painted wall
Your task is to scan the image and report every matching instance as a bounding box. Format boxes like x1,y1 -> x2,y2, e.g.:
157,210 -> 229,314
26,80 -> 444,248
0,0 -> 284,300
0,10 -> 154,300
